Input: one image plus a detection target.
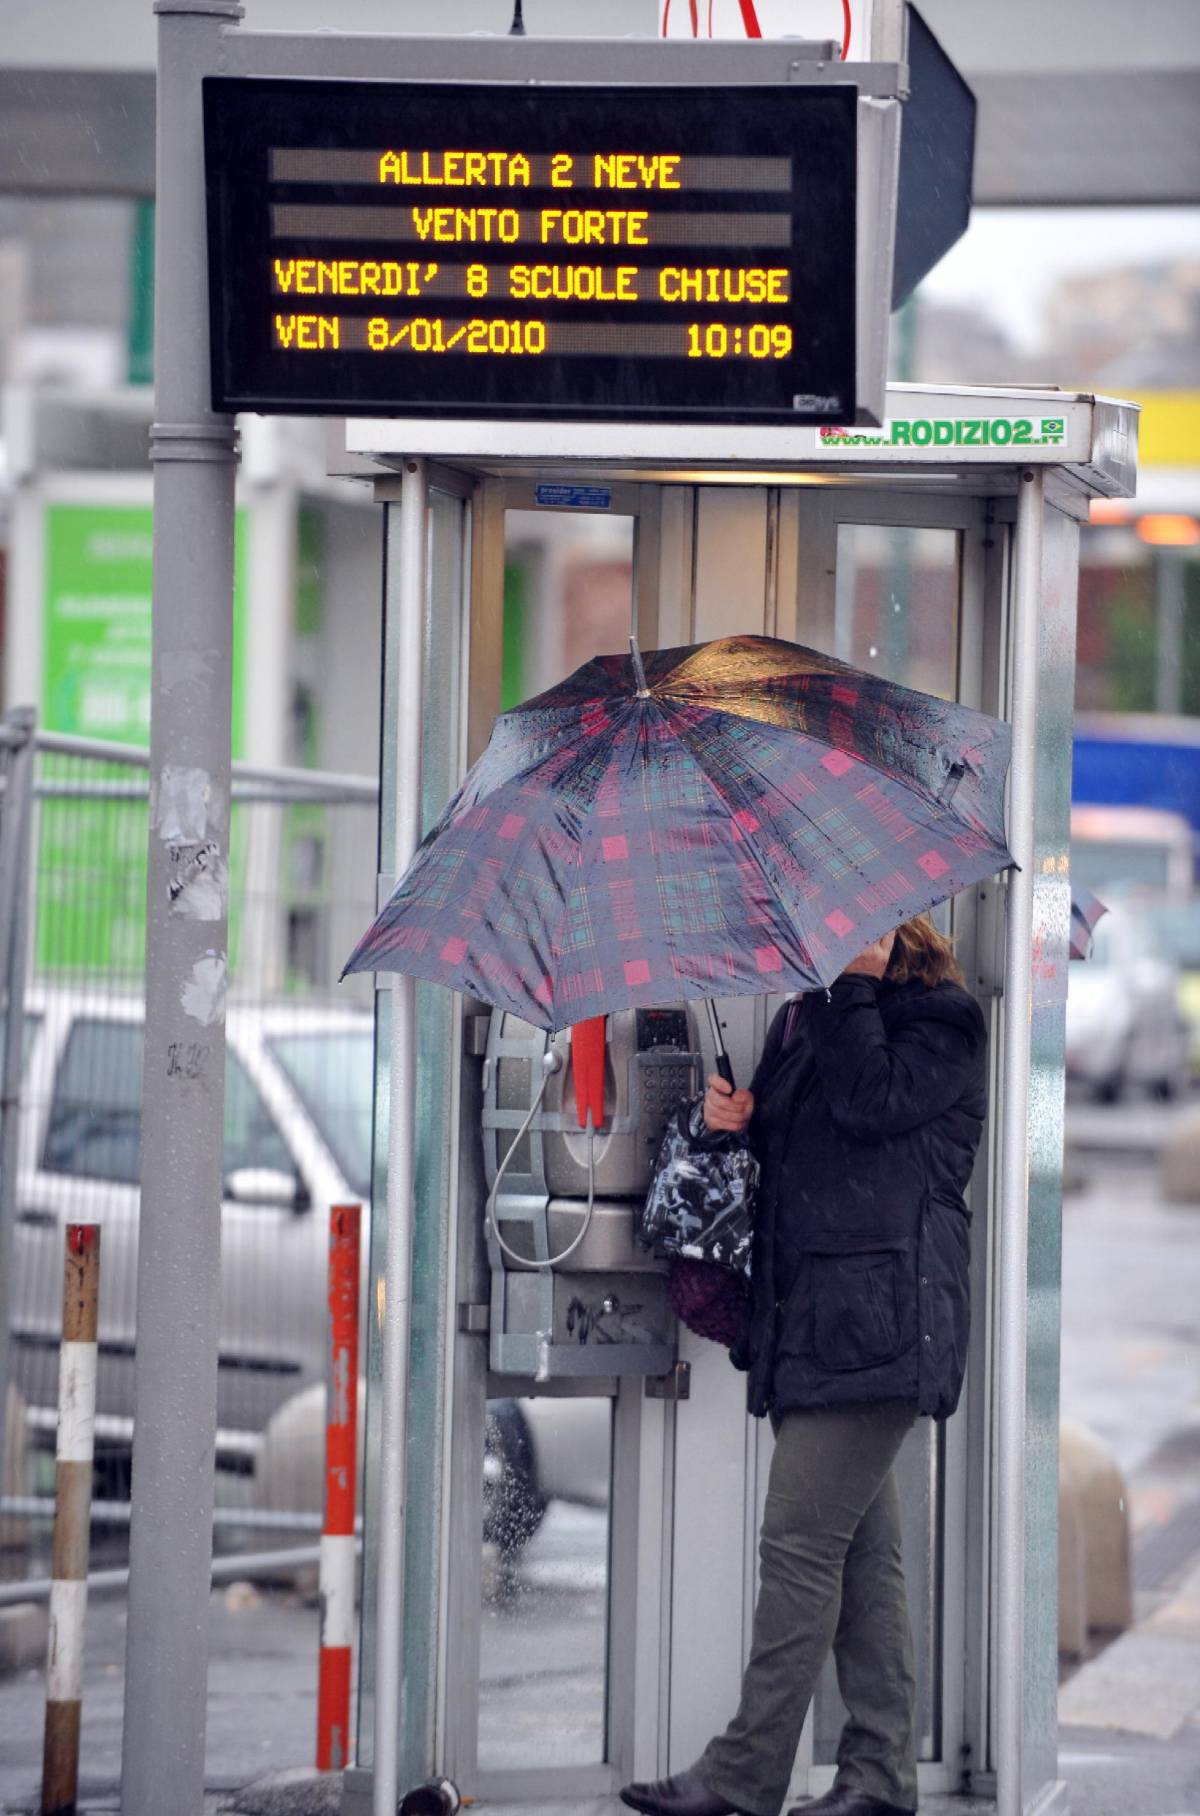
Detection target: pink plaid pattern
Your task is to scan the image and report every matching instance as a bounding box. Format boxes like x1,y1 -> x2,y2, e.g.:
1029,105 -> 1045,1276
343,633 -> 1014,1030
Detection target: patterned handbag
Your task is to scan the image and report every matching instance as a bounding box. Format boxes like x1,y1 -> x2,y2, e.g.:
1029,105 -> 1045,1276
638,1095 -> 758,1278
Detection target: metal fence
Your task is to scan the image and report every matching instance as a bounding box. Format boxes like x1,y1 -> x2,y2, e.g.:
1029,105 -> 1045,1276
0,714 -> 378,1573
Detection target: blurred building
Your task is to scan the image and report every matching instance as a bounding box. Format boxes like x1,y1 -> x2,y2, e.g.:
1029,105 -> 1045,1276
1043,259 -> 1200,392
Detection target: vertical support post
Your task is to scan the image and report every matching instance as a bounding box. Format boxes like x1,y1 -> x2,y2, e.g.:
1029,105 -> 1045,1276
121,7 -> 242,1815
318,1203 -> 362,1772
41,1224 -> 100,1816
1155,548 -> 1186,717
0,705 -> 37,1484
373,457 -> 427,1816
996,468 -> 1044,1816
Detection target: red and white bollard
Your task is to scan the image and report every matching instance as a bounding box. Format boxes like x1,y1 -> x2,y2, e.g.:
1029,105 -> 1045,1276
41,1223 -> 100,1816
317,1204 -> 361,1772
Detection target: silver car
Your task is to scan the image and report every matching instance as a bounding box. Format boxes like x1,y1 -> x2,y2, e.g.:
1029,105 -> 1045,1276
1065,904 -> 1191,1102
11,989 -> 374,1469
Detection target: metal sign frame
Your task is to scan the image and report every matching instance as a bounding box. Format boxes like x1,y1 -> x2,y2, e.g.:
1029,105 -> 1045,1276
203,32 -> 904,430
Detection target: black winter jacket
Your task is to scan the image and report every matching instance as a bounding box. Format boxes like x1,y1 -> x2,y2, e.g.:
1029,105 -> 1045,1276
732,973 -> 987,1422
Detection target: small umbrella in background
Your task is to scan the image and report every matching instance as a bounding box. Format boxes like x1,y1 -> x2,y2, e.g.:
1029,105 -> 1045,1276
1070,886 -> 1108,961
343,634 -> 1016,1028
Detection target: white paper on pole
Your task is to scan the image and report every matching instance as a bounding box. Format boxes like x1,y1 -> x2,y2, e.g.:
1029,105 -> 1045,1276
319,1534 -> 357,1649
47,1578 -> 88,1703
57,1342 -> 98,1464
659,0 -> 872,57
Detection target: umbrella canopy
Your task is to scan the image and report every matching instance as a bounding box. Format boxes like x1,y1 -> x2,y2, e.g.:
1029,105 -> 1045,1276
343,635 -> 1015,1031
1069,885 -> 1108,961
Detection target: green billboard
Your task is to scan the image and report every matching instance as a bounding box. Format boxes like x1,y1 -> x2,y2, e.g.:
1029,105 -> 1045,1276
38,501 -> 249,978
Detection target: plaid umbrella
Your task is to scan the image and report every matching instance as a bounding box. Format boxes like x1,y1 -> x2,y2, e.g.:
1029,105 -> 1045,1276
343,635 -> 1015,1030
1069,885 -> 1108,961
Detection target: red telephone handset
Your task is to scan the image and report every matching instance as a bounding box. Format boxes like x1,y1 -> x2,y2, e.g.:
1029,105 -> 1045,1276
569,1016 -> 607,1131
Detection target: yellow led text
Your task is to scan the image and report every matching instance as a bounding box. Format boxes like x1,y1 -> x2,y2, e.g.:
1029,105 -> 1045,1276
409,208 -> 651,246
274,314 -> 340,350
379,151 -> 532,186
659,267 -> 789,305
593,153 -> 681,189
412,209 -> 521,243
539,210 -> 648,245
274,258 -> 438,297
508,264 -> 639,301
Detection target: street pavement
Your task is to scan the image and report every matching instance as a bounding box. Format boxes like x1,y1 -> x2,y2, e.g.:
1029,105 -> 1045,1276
1057,1098 -> 1200,1812
2,1095 -> 1200,1812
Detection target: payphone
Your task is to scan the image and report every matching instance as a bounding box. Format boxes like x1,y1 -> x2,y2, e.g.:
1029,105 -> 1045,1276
480,1006 -> 700,1380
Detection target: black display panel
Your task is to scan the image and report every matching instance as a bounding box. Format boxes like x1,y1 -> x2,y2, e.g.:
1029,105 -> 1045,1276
203,77 -> 857,423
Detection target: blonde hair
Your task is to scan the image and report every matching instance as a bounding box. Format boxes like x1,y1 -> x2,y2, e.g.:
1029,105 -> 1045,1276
887,913 -> 964,988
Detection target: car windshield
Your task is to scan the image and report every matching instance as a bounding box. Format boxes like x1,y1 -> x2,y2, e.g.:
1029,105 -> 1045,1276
267,1028 -> 374,1200
1145,902 -> 1200,969
1071,839 -> 1175,896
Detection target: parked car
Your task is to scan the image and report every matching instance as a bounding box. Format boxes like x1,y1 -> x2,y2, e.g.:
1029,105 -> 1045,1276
485,1394 -> 610,1556
11,988 -> 609,1548
12,988 -> 374,1470
1142,896 -> 1200,1075
1070,803 -> 1194,904
1065,905 -> 1191,1102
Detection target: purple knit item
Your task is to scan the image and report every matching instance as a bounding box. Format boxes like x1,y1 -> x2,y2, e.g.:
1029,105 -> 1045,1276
668,1257 -> 749,1348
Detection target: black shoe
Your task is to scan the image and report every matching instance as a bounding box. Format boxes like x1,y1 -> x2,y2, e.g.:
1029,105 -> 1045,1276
620,1768 -> 746,1816
787,1791 -> 916,1816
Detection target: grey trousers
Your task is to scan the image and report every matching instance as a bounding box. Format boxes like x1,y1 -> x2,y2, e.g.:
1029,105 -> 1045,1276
698,1399 -> 919,1816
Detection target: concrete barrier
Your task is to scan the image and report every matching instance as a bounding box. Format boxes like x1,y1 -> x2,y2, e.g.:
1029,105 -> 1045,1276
0,1383 -> 49,1676
2,1382 -> 29,1545
1059,1418 -> 1134,1657
1161,1103 -> 1200,1203
1058,1464 -> 1088,1660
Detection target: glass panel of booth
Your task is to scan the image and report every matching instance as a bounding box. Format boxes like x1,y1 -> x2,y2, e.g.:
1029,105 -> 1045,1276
479,1393 -> 614,1768
833,522 -> 962,700
501,506 -> 636,706
811,518 -> 965,1769
358,483 -> 469,1773
465,501 -> 633,1773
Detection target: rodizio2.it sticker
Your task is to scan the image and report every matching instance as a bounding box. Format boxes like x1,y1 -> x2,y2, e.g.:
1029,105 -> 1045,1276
818,415 -> 1068,450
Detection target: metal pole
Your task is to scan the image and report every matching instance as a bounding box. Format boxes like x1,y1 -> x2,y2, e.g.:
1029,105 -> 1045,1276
121,5 -> 242,1814
0,705 -> 36,1490
41,1224 -> 101,1816
996,468 -> 1044,1816
318,1203 -> 362,1772
1155,548 -> 1186,717
373,458 -> 427,1816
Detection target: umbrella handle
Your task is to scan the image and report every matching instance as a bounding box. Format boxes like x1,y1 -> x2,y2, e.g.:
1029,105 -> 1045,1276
705,999 -> 736,1090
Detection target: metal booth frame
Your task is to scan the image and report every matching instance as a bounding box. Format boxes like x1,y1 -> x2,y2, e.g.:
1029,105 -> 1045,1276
339,383 -> 1137,1816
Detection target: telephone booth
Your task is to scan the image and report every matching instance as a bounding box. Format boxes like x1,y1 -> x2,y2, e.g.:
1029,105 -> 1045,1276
336,383 -> 1138,1816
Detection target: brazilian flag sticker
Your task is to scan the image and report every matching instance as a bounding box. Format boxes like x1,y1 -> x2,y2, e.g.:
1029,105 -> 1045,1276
1041,418 -> 1065,440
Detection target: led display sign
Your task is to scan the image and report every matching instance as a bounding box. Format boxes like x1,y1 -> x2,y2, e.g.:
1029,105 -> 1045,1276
204,77 -> 857,423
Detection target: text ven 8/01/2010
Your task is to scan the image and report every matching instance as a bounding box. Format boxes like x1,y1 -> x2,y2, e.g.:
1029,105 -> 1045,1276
271,315 -> 795,360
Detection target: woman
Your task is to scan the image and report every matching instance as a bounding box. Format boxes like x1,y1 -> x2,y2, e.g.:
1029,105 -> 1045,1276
622,913 -> 988,1816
